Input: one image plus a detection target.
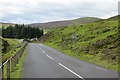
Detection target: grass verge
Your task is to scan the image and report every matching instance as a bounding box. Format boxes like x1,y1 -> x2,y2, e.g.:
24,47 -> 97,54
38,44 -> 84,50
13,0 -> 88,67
45,42 -> 119,71
10,45 -> 27,78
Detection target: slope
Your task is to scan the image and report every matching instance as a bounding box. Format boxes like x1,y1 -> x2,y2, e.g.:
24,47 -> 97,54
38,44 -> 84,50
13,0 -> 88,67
29,17 -> 101,29
43,15 -> 119,71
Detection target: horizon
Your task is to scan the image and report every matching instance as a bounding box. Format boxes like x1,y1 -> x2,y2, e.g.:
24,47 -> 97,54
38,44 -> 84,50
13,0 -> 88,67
0,0 -> 119,24
0,15 -> 117,25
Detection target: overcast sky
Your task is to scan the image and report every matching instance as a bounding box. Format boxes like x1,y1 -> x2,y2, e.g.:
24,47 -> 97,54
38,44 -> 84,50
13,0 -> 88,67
0,0 -> 119,24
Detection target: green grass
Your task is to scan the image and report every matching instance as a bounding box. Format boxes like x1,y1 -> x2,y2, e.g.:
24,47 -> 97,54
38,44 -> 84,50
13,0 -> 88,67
2,45 -> 27,79
43,29 -> 50,34
0,23 -> 15,28
45,42 -> 119,71
44,16 -> 119,71
2,38 -> 22,62
10,46 -> 27,78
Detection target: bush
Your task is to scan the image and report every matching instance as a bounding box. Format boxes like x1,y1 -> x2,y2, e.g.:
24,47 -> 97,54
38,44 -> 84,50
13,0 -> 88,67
2,39 -> 9,54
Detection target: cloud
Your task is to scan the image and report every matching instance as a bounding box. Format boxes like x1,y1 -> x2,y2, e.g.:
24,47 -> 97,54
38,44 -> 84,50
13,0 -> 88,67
0,0 -> 119,24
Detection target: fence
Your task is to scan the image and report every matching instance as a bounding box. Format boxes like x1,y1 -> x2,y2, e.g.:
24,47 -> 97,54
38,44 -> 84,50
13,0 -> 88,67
1,42 -> 27,80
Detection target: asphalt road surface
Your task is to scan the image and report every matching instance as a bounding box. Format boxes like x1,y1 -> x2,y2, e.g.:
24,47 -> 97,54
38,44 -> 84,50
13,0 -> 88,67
22,43 -> 118,79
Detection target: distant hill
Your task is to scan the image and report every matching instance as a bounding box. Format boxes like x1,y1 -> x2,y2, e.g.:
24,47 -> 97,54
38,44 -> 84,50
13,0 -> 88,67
29,17 -> 101,29
71,17 -> 101,24
0,17 -> 101,29
0,22 -> 15,28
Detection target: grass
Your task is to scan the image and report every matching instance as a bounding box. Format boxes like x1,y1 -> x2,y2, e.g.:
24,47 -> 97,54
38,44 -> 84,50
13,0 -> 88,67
2,45 -> 27,79
44,16 -> 119,71
45,42 -> 119,71
3,45 -> 27,79
10,46 -> 27,78
0,23 -> 15,28
43,29 -> 50,34
2,38 -> 22,62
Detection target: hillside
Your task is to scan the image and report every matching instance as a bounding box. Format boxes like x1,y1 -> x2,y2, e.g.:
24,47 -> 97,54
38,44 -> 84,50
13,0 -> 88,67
29,17 -> 101,29
43,15 -> 119,71
0,22 -> 15,28
2,38 -> 23,62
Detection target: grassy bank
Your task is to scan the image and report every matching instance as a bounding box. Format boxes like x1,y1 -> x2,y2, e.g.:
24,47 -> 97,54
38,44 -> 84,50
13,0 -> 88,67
44,16 -> 119,71
2,38 -> 23,62
45,42 -> 118,71
2,44 -> 27,79
10,45 -> 27,78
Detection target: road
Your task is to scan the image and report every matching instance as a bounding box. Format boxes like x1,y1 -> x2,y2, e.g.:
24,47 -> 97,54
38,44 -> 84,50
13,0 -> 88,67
22,43 -> 118,79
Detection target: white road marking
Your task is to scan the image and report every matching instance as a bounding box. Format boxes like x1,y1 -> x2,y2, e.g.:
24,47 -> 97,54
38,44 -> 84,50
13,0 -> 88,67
39,46 -> 42,50
42,50 -> 46,54
38,45 -> 46,54
38,44 -> 83,79
46,54 -> 54,60
59,63 -> 84,79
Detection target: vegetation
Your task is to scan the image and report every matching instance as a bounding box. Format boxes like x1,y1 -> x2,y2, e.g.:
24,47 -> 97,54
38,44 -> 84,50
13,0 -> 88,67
2,38 -> 23,62
2,24 -> 43,39
10,46 -> 27,78
1,23 -> 43,63
2,43 -> 27,79
44,15 -> 119,71
2,38 -> 9,53
0,23 -> 15,28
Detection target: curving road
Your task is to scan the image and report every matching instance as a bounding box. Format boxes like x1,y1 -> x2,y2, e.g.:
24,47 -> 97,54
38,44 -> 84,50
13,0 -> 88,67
22,43 -> 118,80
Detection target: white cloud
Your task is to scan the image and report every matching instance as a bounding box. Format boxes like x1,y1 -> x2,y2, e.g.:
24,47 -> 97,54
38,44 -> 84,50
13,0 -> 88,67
8,18 -> 37,24
0,0 -> 119,23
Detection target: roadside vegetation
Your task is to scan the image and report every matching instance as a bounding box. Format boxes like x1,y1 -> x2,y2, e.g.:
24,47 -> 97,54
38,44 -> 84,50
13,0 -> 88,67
2,43 -> 27,79
1,24 -> 44,62
0,23 -> 43,79
44,15 -> 119,71
2,38 -> 22,62
10,46 -> 27,78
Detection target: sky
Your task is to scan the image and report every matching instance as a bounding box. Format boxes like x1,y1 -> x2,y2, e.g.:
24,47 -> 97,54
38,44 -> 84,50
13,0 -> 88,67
0,0 -> 119,24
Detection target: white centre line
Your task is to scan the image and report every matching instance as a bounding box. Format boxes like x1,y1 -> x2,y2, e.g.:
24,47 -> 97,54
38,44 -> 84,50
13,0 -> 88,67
59,63 -> 84,80
38,45 -> 46,54
38,45 -> 42,49
42,50 -> 46,54
46,54 -> 54,60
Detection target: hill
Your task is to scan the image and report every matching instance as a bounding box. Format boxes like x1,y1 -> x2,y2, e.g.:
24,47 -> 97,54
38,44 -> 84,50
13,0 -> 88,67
0,17 -> 100,29
29,17 -> 101,29
0,22 -> 15,28
42,15 -> 119,71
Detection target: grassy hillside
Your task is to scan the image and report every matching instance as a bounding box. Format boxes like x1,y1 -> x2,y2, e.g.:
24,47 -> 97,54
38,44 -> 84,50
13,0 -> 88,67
44,15 -> 119,71
72,17 -> 100,25
2,38 -> 22,62
0,23 -> 15,28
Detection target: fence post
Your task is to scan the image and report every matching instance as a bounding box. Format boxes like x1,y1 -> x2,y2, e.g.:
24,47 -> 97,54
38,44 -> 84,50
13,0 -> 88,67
11,57 -> 14,72
1,42 -> 27,80
2,65 -> 4,80
15,54 -> 17,65
13,55 -> 16,69
17,53 -> 18,64
7,60 -> 10,80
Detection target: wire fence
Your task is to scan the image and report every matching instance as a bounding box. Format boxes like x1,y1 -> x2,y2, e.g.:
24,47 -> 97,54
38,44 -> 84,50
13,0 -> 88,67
1,42 -> 27,80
